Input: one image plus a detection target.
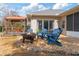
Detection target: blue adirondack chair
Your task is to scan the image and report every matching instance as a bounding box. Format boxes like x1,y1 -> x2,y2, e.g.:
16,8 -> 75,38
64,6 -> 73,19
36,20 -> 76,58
37,28 -> 48,39
47,28 -> 62,46
37,28 -> 62,46
27,28 -> 33,33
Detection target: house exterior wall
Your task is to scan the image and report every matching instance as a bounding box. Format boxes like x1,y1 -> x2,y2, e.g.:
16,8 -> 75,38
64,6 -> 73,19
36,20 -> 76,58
27,15 -> 63,34
31,19 -> 38,33
66,31 -> 79,38
59,6 -> 79,38
53,20 -> 59,30
61,16 -> 67,35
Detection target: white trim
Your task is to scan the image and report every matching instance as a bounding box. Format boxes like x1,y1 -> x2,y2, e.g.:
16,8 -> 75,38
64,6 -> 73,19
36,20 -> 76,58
42,20 -> 44,30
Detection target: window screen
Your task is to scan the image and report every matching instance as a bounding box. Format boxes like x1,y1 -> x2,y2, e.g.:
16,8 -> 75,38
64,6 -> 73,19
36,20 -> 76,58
66,14 -> 73,31
74,12 -> 79,31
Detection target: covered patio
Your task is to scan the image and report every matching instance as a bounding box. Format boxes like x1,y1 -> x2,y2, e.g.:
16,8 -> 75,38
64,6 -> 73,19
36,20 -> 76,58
4,16 -> 27,34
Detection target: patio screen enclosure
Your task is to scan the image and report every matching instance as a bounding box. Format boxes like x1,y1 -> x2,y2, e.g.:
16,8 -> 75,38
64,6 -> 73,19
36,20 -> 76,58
67,11 -> 79,31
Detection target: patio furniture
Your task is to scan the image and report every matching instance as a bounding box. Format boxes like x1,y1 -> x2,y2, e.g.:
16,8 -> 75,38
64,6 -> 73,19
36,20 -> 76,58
22,33 -> 36,43
27,28 -> 33,33
37,28 -> 48,39
22,28 -> 36,43
47,28 -> 62,46
37,28 -> 62,46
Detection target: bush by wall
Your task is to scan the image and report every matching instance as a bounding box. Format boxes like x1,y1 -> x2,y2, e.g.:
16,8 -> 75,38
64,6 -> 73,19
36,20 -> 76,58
0,26 -> 2,32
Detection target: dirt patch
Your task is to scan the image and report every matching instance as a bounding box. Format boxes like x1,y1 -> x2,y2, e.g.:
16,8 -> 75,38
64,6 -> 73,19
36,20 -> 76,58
0,36 -> 79,56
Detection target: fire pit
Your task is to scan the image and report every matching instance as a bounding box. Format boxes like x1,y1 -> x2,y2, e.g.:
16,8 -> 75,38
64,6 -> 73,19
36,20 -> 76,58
22,33 -> 36,43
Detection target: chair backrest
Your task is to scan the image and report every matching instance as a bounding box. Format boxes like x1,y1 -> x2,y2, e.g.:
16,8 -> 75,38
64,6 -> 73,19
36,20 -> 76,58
37,28 -> 48,38
51,28 -> 62,40
41,28 -> 48,34
27,28 -> 33,33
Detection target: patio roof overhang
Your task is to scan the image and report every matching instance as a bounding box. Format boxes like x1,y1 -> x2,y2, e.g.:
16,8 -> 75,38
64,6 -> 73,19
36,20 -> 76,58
27,5 -> 79,19
27,9 -> 63,20
27,14 -> 62,20
5,16 -> 26,21
59,5 -> 79,17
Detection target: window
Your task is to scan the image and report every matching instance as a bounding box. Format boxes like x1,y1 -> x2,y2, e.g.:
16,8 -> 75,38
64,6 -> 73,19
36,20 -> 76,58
66,14 -> 73,31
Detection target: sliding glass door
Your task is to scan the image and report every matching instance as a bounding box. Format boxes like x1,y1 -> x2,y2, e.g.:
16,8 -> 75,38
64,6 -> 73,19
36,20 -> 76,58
44,20 -> 48,30
38,20 -> 53,31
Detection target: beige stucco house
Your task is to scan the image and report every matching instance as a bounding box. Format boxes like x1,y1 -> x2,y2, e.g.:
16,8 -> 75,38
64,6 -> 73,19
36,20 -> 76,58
27,5 -> 79,38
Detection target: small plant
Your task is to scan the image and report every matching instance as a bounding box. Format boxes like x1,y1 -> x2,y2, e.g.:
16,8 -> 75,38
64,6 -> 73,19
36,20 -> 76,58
0,26 -> 2,32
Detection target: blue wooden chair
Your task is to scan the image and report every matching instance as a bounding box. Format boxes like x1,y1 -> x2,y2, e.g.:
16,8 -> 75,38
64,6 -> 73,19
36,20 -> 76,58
37,28 -> 48,39
37,28 -> 62,46
47,28 -> 62,46
27,28 -> 33,33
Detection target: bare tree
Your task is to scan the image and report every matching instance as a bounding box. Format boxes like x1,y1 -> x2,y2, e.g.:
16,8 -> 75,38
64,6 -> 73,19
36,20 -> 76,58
5,9 -> 19,16
0,4 -> 18,17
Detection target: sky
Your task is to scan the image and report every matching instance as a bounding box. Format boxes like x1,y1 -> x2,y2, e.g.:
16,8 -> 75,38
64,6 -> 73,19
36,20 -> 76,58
0,3 -> 78,17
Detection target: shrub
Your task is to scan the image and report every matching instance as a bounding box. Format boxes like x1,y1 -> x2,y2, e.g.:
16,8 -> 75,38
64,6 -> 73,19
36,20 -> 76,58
0,26 -> 2,32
